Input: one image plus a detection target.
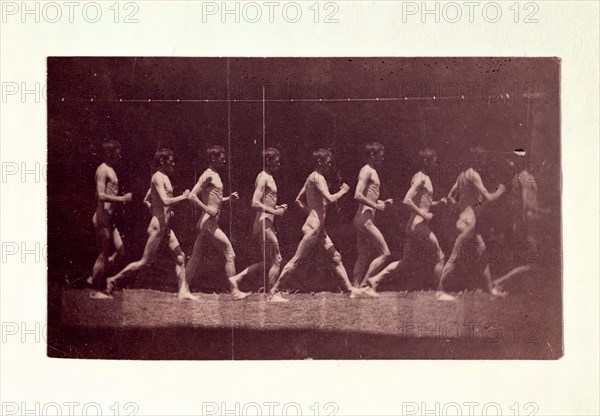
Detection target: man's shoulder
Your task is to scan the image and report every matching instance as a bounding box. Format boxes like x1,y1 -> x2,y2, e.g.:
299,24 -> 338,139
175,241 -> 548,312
307,171 -> 324,184
151,171 -> 166,183
412,171 -> 427,183
96,163 -> 109,174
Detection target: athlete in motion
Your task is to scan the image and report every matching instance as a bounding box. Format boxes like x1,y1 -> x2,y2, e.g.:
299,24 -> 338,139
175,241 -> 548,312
352,142 -> 394,288
186,145 -> 249,300
270,149 -> 368,300
229,148 -> 289,301
366,148 -> 447,295
437,145 -> 506,301
89,140 -> 133,299
105,148 -> 197,299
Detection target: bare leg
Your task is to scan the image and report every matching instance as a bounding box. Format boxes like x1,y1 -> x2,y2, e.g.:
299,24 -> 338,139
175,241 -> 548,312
90,226 -> 112,299
105,222 -> 162,295
321,233 -> 369,298
426,231 -> 445,282
352,230 -> 372,288
367,259 -> 404,290
108,227 -> 125,268
270,229 -> 317,296
208,228 -> 249,300
360,221 -> 391,287
165,230 -> 198,300
493,265 -> 531,287
437,211 -> 475,301
265,229 -> 283,290
185,226 -> 205,284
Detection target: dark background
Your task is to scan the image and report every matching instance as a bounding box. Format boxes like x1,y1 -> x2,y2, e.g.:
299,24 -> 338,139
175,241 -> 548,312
47,57 -> 561,294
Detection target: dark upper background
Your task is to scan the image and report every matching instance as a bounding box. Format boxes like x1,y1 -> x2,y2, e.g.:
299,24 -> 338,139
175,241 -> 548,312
47,57 -> 560,293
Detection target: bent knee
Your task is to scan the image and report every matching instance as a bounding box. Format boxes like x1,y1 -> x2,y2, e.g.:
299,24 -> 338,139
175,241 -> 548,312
175,252 -> 186,266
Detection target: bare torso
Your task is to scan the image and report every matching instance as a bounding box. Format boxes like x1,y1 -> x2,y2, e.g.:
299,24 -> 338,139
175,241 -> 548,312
95,163 -> 119,216
150,171 -> 173,226
255,171 -> 277,224
200,168 -> 224,225
407,171 -> 434,232
304,171 -> 329,231
456,168 -> 483,211
356,164 -> 380,216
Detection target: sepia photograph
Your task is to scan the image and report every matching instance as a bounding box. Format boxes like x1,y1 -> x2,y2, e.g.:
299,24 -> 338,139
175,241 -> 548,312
47,57 -> 562,360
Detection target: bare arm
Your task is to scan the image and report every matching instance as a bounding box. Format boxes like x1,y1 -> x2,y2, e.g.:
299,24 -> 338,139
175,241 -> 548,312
313,173 -> 349,204
295,184 -> 310,214
470,169 -> 506,203
153,175 -> 189,206
403,174 -> 429,218
223,192 -> 239,203
447,178 -> 459,204
143,188 -> 151,210
354,167 -> 384,210
188,173 -> 217,215
251,175 -> 279,215
96,167 -> 129,203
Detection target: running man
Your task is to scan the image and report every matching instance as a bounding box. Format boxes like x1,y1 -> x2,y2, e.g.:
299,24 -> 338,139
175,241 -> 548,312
366,148 -> 446,295
105,148 -> 197,300
186,145 -> 249,300
229,148 -> 288,299
437,145 -> 506,300
89,140 -> 132,299
352,142 -> 394,288
270,149 -> 368,300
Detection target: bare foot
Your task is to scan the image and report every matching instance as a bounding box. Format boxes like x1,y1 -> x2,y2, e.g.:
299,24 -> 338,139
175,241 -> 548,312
90,290 -> 113,300
435,291 -> 457,302
349,287 -> 372,299
491,287 -> 508,298
178,292 -> 200,301
269,292 -> 290,303
362,286 -> 380,298
232,289 -> 251,300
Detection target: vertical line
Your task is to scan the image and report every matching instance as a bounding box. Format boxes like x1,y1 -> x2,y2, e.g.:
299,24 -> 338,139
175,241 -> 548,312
262,85 -> 266,294
226,58 -> 233,240
226,58 -> 234,360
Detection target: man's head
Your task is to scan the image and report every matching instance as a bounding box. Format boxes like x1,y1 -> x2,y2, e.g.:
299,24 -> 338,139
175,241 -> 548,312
206,145 -> 226,170
264,147 -> 281,173
155,148 -> 175,175
312,148 -> 333,174
419,147 -> 438,173
365,142 -> 385,167
103,140 -> 122,165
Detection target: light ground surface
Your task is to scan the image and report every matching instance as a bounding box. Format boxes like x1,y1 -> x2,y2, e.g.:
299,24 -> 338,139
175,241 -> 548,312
50,287 -> 561,360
